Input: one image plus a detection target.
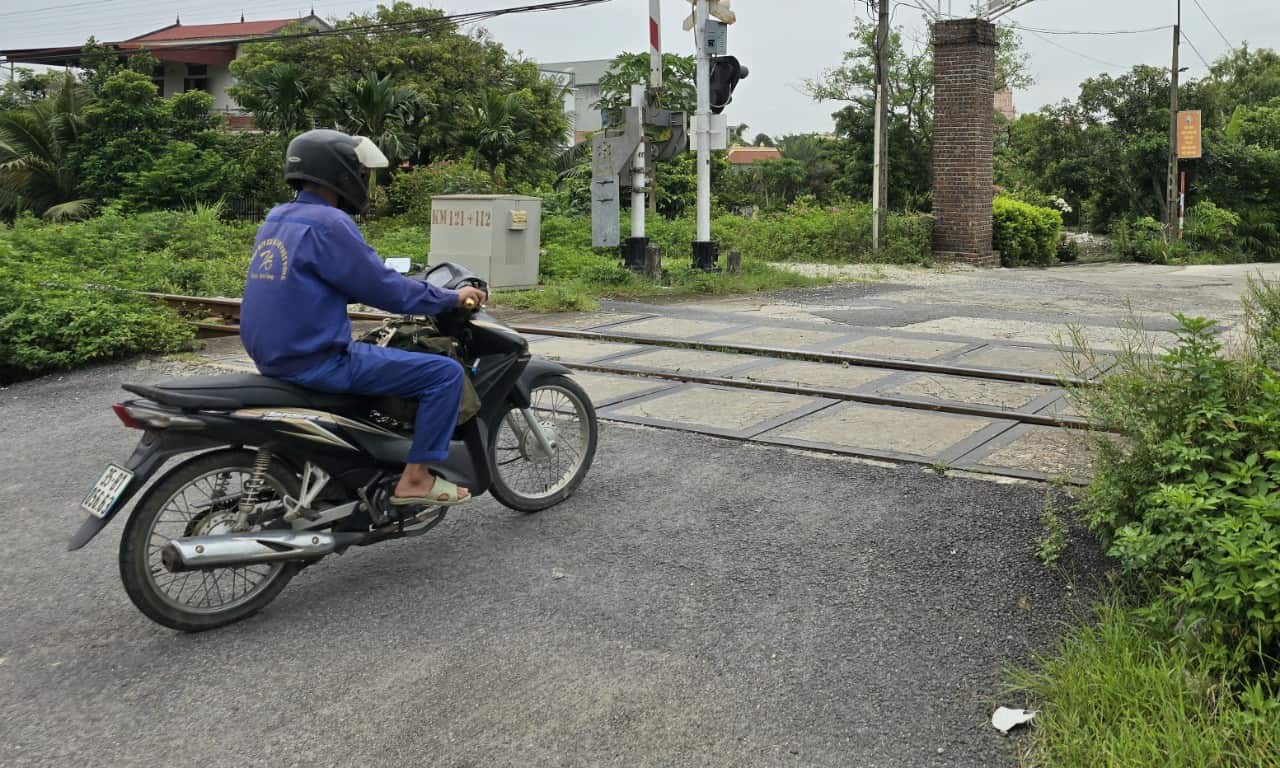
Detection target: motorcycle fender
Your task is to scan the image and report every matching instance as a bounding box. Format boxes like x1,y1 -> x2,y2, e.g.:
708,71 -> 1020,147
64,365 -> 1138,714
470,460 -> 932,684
509,358 -> 572,409
68,431 -> 223,551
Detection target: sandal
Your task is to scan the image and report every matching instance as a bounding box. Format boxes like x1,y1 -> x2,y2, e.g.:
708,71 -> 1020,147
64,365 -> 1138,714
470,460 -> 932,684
390,476 -> 472,507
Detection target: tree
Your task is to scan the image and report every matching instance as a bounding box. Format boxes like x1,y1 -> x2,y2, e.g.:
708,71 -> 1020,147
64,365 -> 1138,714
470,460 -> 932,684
468,90 -> 530,188
0,73 -> 93,219
323,72 -> 420,166
79,37 -> 158,96
228,63 -> 315,134
596,52 -> 696,126
75,70 -> 219,200
0,68 -> 62,112
752,133 -> 775,147
229,2 -> 566,181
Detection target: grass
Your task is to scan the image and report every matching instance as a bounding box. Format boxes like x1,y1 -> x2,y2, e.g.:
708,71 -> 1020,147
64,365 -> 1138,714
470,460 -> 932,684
1008,601 -> 1280,767
492,255 -> 830,312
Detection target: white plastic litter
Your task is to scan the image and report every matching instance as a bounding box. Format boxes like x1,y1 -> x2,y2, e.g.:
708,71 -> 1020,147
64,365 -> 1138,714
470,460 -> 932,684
991,706 -> 1036,734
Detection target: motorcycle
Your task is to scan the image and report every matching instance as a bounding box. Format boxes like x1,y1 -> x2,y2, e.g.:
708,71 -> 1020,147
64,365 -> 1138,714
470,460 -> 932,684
68,262 -> 598,632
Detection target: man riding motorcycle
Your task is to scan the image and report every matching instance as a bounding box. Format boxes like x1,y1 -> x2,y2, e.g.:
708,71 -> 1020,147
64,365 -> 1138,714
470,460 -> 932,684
240,129 -> 486,507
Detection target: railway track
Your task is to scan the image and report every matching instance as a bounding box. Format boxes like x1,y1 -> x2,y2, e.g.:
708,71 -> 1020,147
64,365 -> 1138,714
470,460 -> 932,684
147,292 -> 1094,432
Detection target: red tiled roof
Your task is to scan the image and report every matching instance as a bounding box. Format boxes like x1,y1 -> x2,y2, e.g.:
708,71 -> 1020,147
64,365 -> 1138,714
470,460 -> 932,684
726,146 -> 783,165
127,18 -> 309,43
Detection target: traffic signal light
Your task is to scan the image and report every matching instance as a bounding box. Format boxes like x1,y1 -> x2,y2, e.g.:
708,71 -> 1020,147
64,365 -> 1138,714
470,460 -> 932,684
709,55 -> 748,115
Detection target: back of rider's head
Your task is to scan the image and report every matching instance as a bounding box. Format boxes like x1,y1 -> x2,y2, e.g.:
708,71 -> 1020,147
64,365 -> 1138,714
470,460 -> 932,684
283,129 -> 388,216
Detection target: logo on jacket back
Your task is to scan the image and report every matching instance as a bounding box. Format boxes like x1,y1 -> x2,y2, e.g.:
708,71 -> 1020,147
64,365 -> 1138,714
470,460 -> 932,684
250,238 -> 289,282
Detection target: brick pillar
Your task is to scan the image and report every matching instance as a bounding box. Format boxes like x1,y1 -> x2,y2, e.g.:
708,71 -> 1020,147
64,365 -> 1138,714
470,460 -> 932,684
931,19 -> 1000,268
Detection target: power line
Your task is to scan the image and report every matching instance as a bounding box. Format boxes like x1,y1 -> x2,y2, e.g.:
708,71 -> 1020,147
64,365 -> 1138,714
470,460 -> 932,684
1180,29 -> 1212,71
2,0 -> 612,65
1192,0 -> 1232,49
0,0 -> 144,21
1008,23 -> 1172,36
1025,29 -> 1126,70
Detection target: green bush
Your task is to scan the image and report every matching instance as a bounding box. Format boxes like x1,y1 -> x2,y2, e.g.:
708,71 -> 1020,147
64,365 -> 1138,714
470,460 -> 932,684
1185,200 -> 1242,257
0,237 -> 192,382
1111,216 -> 1170,263
638,203 -> 932,266
385,162 -> 494,218
992,196 -> 1063,267
1077,281 -> 1280,679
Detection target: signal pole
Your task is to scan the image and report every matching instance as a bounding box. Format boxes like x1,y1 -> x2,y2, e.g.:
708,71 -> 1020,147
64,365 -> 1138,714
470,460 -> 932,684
1166,0 -> 1181,234
872,0 -> 890,253
692,0 -> 714,269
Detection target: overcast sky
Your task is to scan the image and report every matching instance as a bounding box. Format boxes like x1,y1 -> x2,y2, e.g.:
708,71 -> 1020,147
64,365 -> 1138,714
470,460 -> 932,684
3,0 -> 1277,136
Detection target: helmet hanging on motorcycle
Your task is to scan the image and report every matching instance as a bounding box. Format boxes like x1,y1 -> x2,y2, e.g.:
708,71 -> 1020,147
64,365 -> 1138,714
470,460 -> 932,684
283,129 -> 389,215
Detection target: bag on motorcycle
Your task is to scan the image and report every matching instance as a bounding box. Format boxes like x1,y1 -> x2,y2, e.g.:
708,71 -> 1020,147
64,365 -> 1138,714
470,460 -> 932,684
354,319 -> 482,426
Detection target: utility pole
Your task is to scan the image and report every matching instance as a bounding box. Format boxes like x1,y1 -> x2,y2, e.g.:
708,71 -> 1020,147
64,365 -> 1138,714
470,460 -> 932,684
1166,0 -> 1181,235
872,0 -> 890,253
692,0 -> 714,268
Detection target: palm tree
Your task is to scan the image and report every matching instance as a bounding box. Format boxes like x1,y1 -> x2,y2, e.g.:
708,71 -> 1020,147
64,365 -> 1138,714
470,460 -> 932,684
232,63 -> 315,135
325,72 -> 419,164
468,91 -> 530,189
0,73 -> 94,220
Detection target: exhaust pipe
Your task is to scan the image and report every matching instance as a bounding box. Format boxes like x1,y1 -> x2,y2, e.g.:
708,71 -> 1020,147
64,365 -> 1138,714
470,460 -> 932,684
162,530 -> 344,572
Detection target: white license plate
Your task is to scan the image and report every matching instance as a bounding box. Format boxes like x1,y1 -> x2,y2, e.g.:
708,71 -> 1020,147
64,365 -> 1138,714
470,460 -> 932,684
80,464 -> 134,519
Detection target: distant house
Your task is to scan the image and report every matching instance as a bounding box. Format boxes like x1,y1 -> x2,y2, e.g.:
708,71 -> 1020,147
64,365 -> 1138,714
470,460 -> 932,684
727,146 -> 783,167
537,59 -> 615,144
0,14 -> 330,129
995,88 -> 1017,122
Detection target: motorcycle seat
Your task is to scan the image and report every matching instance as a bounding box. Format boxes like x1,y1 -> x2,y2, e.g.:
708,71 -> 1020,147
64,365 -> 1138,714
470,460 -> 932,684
122,374 -> 366,411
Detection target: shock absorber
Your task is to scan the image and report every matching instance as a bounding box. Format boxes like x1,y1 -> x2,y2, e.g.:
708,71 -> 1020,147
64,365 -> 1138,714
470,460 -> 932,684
235,447 -> 273,531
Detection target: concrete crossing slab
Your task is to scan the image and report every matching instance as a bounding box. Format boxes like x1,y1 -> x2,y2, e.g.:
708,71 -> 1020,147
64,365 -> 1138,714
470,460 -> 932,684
609,316 -> 738,339
708,325 -> 850,349
759,402 -> 1004,461
950,344 -> 1083,377
609,347 -> 762,376
731,360 -> 892,391
526,337 -> 647,363
961,425 -> 1097,482
874,373 -> 1055,411
571,372 -> 676,407
828,335 -> 976,360
603,385 -> 831,437
897,316 -> 1177,351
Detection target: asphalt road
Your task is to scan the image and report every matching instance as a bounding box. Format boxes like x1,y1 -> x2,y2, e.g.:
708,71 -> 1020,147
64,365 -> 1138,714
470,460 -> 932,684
1,361 -> 1105,768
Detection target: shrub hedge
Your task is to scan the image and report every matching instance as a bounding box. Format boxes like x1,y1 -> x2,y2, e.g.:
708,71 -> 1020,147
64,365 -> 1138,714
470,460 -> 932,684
992,195 -> 1063,267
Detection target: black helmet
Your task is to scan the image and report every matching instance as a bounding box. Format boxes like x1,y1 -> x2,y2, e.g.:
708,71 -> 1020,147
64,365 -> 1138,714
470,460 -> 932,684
284,129 -> 389,215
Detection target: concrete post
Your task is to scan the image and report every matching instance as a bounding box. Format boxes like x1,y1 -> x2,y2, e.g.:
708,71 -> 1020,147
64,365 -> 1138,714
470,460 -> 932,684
931,19 -> 1000,268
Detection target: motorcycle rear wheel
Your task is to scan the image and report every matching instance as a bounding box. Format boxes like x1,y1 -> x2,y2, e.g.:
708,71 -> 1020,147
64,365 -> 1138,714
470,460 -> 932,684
487,374 -> 597,513
118,449 -> 301,632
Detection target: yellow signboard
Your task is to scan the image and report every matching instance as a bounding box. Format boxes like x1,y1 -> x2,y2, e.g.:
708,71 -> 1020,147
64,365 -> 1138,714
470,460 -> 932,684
1178,110 -> 1202,159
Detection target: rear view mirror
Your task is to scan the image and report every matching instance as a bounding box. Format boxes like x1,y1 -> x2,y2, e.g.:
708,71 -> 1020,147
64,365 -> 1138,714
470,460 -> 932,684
385,257 -> 411,274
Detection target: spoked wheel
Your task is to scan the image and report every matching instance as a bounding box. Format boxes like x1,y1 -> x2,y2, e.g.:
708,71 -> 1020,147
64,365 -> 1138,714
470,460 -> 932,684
118,449 -> 300,632
487,374 -> 597,513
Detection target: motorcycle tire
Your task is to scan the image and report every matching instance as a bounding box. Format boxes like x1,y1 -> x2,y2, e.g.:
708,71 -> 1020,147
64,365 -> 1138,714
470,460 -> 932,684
118,449 -> 301,632
487,374 -> 598,513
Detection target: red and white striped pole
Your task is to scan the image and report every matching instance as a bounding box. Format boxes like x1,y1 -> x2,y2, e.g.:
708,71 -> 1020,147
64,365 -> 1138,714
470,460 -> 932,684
650,0 -> 663,89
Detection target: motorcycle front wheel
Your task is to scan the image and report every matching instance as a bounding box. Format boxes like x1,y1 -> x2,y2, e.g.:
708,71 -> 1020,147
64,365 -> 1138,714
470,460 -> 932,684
118,449 -> 301,632
487,374 -> 597,513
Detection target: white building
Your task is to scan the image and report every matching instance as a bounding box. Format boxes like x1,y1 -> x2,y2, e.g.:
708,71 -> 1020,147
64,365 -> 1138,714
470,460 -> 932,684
537,59 -> 615,145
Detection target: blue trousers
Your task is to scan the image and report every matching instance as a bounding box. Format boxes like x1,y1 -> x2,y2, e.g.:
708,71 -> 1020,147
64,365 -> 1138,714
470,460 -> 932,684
284,342 -> 464,463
